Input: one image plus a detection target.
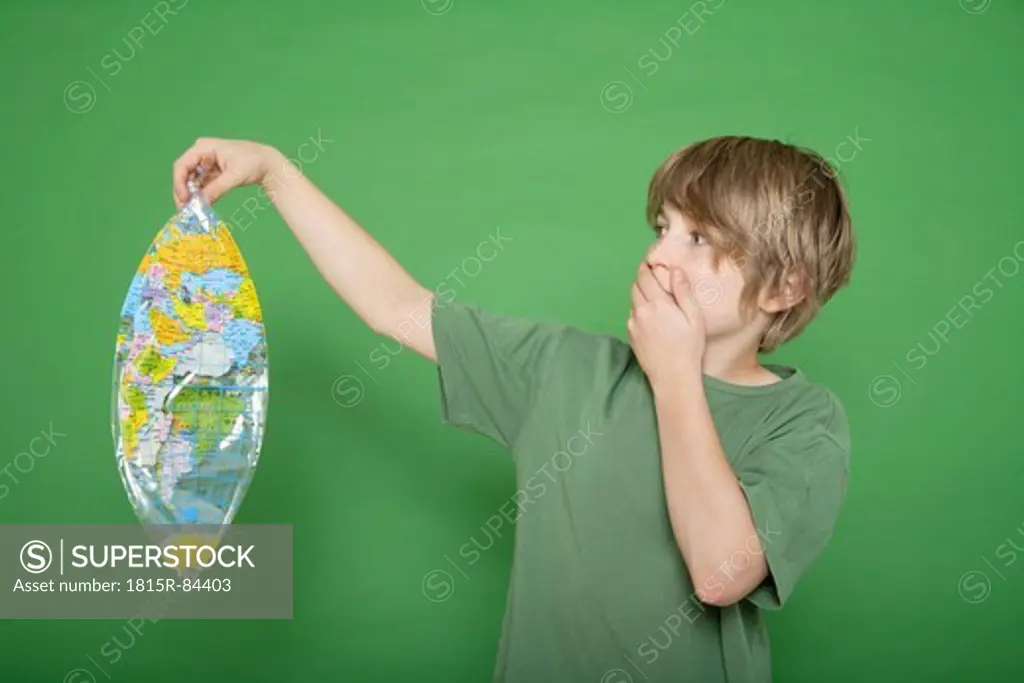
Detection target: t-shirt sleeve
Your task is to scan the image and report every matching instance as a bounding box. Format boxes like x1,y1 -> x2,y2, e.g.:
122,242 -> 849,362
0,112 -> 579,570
737,396 -> 851,610
430,298 -> 569,450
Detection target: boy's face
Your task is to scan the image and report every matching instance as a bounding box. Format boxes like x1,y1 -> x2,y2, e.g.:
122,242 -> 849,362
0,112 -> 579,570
644,204 -> 753,342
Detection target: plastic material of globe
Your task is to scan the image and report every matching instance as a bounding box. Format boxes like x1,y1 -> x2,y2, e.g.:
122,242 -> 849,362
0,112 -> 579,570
112,168 -> 268,534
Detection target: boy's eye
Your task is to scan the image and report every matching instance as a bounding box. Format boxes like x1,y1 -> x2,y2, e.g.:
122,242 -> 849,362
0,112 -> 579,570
655,224 -> 668,237
690,232 -> 708,246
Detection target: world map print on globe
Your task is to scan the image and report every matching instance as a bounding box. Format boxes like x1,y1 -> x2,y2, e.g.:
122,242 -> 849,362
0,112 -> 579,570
113,195 -> 268,528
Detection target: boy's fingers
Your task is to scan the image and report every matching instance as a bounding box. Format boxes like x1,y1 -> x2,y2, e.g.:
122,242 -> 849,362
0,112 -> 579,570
172,143 -> 218,204
200,173 -> 232,205
636,263 -> 666,301
631,283 -> 645,310
172,149 -> 201,202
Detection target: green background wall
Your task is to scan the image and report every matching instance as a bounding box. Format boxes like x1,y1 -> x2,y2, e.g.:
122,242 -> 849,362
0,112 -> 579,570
2,0 -> 1023,680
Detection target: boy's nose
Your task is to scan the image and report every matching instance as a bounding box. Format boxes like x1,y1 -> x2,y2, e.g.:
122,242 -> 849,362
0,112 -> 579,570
646,241 -> 676,273
645,241 -> 667,267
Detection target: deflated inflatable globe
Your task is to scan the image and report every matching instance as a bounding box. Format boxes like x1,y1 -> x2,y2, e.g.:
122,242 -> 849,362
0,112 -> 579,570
112,170 -> 268,529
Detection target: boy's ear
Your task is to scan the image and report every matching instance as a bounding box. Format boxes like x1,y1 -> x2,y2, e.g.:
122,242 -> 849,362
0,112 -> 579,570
759,271 -> 807,314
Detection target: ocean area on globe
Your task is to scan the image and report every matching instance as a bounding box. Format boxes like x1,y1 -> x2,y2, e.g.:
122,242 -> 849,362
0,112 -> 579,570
112,168 -> 268,531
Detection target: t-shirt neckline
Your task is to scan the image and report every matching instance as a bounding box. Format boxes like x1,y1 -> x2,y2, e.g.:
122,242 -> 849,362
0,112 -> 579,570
701,363 -> 805,396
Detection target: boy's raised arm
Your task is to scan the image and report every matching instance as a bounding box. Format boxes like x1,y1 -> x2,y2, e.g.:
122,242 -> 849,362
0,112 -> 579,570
173,138 -> 437,363
262,150 -> 436,360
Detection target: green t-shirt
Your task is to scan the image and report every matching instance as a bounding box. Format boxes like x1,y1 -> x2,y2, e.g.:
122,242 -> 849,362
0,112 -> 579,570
431,299 -> 851,683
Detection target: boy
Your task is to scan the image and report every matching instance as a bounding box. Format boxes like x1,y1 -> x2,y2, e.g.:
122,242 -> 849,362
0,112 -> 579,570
173,134 -> 854,683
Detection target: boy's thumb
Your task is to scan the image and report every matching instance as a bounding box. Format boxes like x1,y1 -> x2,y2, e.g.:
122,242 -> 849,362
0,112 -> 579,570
199,175 -> 231,205
672,268 -> 688,290
670,268 -> 693,306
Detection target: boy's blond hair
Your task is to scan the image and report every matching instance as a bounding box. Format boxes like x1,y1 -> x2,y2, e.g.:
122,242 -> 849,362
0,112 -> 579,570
646,136 -> 855,352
